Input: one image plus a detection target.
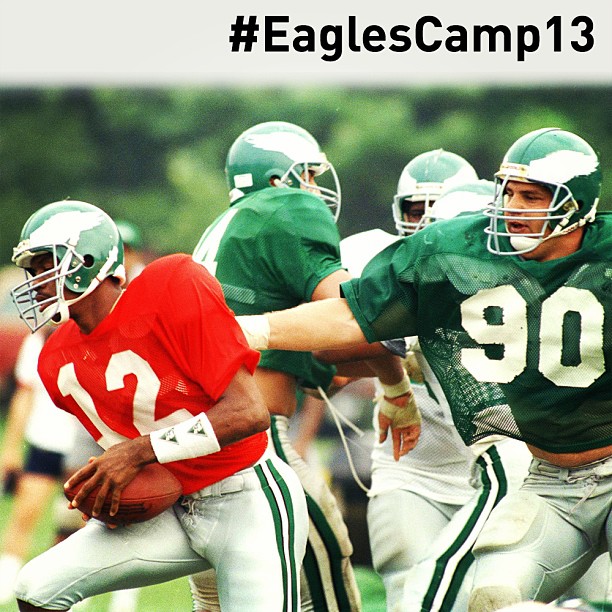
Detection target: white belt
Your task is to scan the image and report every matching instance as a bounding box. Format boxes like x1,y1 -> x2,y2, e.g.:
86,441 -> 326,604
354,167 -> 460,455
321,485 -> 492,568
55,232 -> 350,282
530,454 -> 612,481
183,473 -> 246,500
182,447 -> 274,502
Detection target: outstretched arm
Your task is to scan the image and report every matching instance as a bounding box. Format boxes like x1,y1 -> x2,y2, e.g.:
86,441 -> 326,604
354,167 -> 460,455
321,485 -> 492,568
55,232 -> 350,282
239,300 -> 422,459
238,297 -> 366,352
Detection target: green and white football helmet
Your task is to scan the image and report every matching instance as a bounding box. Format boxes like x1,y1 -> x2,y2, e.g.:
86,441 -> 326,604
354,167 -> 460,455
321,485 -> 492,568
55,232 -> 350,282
11,200 -> 125,331
115,218 -> 143,250
225,121 -> 341,220
424,180 -> 495,223
392,149 -> 478,235
485,127 -> 601,256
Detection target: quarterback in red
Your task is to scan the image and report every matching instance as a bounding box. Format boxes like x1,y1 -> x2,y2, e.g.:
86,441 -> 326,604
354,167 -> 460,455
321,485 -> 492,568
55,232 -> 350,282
9,200 -> 308,612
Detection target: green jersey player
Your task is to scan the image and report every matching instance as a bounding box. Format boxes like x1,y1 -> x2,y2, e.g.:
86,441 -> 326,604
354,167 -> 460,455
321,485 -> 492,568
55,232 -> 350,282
191,121 -> 412,612
237,127 -> 611,610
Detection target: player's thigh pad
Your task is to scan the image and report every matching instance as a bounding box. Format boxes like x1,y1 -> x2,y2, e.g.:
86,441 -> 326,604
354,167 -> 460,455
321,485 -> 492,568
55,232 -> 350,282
472,491 -> 542,553
471,490 -> 594,604
15,509 -> 209,609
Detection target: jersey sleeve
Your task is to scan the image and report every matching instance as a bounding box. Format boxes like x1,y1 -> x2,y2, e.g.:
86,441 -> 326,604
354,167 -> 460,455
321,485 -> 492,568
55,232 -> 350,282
161,256 -> 260,402
262,192 -> 344,301
341,238 -> 420,343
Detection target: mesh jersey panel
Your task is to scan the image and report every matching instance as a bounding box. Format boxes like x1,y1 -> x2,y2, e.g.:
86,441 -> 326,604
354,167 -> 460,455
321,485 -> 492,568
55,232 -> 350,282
193,187 -> 343,389
342,213 -> 612,453
39,254 -> 266,494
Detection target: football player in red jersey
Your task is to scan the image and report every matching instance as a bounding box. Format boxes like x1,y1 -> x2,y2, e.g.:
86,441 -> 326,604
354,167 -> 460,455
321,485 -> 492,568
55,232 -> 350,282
9,199 -> 308,612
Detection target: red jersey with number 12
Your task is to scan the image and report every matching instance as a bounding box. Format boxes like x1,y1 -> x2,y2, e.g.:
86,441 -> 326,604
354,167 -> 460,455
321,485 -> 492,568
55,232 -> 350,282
38,254 -> 265,494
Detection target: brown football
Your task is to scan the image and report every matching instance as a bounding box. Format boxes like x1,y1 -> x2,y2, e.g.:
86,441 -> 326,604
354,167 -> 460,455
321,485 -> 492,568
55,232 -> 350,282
64,463 -> 182,525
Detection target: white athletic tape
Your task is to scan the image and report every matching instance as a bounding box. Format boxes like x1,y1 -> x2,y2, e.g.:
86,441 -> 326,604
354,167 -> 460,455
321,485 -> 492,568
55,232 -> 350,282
379,374 -> 421,427
236,315 -> 270,350
377,395 -> 422,428
380,373 -> 412,399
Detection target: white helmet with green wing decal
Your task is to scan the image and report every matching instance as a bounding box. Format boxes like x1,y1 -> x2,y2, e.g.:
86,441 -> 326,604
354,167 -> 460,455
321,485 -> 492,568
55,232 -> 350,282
392,149 -> 478,235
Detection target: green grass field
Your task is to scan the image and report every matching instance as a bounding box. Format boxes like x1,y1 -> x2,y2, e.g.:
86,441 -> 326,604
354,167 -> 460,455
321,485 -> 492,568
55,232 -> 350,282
0,415 -> 386,611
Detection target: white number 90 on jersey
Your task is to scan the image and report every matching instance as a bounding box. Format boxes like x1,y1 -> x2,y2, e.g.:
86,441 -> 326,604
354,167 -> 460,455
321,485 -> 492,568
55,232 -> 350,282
460,285 -> 605,388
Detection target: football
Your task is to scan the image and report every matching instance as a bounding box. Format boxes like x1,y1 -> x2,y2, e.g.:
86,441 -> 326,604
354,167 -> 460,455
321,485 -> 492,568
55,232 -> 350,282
64,463 -> 183,525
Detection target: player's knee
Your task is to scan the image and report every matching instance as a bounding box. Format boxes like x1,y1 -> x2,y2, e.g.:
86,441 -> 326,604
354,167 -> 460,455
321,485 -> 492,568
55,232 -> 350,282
189,570 -> 220,612
468,585 -> 522,611
13,561 -> 39,606
14,559 -> 74,610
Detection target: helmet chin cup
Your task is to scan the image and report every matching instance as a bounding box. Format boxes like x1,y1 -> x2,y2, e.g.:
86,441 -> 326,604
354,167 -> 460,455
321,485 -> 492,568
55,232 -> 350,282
52,300 -> 71,326
509,235 -> 541,253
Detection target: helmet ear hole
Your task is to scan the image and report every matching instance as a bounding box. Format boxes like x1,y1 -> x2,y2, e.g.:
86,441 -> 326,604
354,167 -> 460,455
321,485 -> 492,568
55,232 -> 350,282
83,254 -> 95,268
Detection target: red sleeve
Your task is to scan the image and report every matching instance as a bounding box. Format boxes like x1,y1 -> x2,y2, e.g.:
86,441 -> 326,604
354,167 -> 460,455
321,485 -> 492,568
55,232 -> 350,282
160,255 -> 260,401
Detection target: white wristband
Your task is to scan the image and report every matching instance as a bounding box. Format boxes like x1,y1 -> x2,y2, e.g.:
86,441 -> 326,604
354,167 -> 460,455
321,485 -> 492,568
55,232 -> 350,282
150,412 -> 221,464
381,373 -> 411,399
236,315 -> 270,351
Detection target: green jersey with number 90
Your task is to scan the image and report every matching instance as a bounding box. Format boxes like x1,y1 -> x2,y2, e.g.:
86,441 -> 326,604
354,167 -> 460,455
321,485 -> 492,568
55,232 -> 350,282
193,186 -> 344,389
342,212 -> 612,453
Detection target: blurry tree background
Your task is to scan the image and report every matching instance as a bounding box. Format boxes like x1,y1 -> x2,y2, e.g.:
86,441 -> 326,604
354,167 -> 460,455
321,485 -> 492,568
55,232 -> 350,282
1,85 -> 610,260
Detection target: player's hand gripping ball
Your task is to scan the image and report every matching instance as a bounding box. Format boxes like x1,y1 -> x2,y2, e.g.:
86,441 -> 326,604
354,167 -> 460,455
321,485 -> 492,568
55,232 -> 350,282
64,463 -> 182,525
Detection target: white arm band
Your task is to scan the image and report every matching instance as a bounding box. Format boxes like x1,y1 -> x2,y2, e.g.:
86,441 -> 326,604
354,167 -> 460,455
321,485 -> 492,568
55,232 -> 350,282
150,412 -> 221,464
236,315 -> 270,351
380,373 -> 412,399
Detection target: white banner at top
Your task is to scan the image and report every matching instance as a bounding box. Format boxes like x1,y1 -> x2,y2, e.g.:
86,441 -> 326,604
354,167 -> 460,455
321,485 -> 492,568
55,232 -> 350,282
0,0 -> 610,85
